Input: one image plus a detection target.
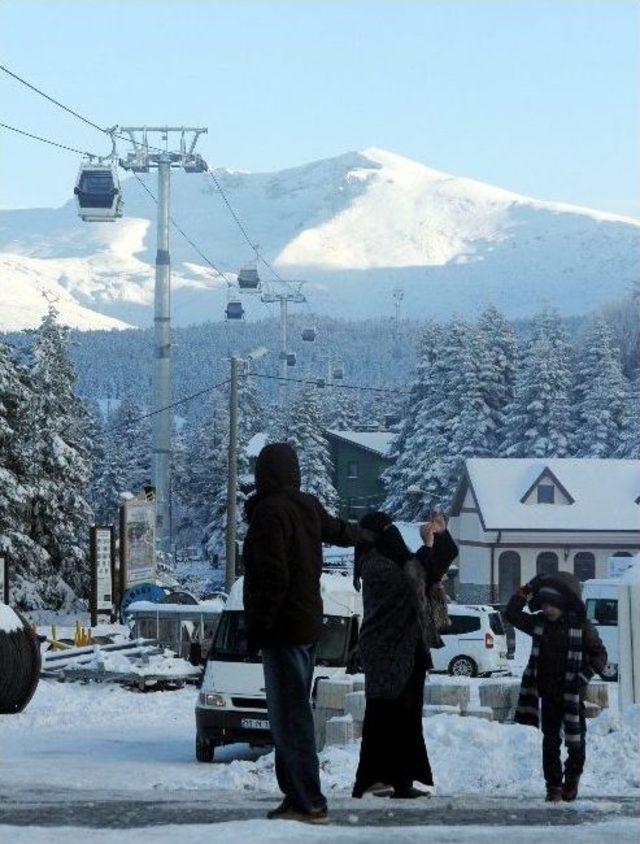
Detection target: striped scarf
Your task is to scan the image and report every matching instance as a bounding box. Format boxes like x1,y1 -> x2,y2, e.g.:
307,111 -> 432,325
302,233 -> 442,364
515,616 -> 588,748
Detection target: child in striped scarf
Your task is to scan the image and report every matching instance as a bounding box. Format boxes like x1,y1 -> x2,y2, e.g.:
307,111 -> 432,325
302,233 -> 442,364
506,576 -> 607,803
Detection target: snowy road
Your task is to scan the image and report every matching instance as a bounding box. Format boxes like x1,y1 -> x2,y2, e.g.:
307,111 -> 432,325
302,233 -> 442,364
1,679 -> 638,840
0,791 -> 639,843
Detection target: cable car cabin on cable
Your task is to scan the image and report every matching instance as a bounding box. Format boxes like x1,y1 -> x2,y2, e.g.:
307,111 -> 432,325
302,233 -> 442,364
286,353 -> 297,367
226,300 -> 245,321
237,265 -> 260,290
74,161 -> 122,222
302,327 -> 317,342
332,366 -> 345,380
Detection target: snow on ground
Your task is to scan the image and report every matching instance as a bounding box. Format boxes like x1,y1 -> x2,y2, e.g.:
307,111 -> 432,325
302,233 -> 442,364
2,818 -> 639,844
1,678 -> 638,798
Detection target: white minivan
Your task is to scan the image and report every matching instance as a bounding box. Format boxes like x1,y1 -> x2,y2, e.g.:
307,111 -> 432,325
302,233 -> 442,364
195,573 -> 361,761
583,579 -> 619,681
431,605 -> 510,677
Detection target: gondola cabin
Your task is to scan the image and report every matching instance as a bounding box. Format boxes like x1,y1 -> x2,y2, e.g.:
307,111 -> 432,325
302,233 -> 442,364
74,161 -> 122,222
302,327 -> 317,342
286,353 -> 297,367
226,300 -> 245,321
237,265 -> 260,290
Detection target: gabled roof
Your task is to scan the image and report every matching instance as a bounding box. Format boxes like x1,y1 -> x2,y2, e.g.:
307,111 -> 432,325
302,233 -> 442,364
452,458 -> 640,532
326,429 -> 396,458
519,466 -> 575,504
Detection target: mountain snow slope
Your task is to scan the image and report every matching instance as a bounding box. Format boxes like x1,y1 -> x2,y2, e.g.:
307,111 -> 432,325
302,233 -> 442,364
1,147 -> 638,330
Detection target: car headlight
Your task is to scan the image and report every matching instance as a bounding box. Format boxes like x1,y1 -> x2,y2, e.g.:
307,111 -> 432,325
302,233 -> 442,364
199,693 -> 226,708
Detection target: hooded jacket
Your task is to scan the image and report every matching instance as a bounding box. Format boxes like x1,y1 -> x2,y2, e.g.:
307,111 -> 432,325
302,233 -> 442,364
241,443 -> 364,648
505,573 -> 607,699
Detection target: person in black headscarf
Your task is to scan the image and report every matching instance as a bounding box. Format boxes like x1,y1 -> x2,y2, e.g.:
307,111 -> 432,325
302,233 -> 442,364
352,510 -> 458,799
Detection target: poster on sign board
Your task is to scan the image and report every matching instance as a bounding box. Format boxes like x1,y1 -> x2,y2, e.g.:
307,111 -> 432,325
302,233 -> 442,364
122,496 -> 156,587
90,526 -> 114,624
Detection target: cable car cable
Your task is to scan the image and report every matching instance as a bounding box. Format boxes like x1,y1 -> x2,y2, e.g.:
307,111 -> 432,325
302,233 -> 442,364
0,65 -> 108,133
132,172 -> 227,281
110,377 -> 231,432
250,372 -> 410,396
0,121 -> 95,156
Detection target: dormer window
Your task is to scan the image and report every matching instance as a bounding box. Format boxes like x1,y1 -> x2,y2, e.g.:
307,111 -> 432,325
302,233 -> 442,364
537,484 -> 555,504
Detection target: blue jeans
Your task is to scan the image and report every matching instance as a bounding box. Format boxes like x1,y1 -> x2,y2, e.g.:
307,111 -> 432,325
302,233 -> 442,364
261,644 -> 326,813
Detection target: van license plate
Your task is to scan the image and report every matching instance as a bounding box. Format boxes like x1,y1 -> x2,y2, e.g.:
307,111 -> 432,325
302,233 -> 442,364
241,718 -> 269,730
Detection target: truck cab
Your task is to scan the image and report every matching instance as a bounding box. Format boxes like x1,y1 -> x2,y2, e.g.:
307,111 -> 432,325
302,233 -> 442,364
195,573 -> 362,762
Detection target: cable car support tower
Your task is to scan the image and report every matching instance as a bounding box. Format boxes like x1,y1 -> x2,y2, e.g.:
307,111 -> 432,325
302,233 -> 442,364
119,127 -> 208,554
260,281 -> 307,413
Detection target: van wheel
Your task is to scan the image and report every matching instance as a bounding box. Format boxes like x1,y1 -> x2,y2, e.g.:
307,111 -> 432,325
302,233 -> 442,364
601,663 -> 618,682
196,735 -> 215,763
448,656 -> 477,677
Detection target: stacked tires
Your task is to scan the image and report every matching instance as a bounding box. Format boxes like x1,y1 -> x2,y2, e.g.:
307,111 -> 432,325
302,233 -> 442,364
0,605 -> 41,714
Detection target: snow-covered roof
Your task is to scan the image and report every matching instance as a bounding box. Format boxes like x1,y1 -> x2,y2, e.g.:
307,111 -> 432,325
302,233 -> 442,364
455,458 -> 640,532
326,429 -> 396,458
246,432 -> 268,458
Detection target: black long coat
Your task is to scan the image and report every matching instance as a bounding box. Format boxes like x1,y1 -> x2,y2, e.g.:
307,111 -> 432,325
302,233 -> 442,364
358,531 -> 458,699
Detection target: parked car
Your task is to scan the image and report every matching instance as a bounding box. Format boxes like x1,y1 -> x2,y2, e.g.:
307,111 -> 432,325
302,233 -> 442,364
583,578 -> 619,681
195,573 -> 361,762
432,604 -> 510,677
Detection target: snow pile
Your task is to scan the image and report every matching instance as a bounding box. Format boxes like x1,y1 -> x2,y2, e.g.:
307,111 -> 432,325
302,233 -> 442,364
64,648 -> 200,679
0,604 -> 22,633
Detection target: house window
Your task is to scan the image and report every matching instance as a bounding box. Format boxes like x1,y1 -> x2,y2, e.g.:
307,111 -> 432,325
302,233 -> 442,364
498,551 -> 521,606
574,552 -> 595,582
347,461 -> 359,479
537,484 -> 555,504
536,551 -> 559,576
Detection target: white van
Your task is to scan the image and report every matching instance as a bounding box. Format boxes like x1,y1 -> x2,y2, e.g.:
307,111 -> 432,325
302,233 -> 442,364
432,605 -> 510,677
195,573 -> 361,761
583,579 -> 619,681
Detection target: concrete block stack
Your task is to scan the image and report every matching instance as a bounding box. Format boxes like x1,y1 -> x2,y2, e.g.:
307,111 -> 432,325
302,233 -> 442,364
478,679 -> 522,722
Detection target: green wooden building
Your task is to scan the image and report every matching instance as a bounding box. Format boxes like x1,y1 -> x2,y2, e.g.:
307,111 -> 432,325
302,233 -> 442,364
325,430 -> 396,520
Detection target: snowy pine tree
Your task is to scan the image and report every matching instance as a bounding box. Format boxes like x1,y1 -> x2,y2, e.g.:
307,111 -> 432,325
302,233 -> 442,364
23,306 -> 92,601
285,385 -> 338,510
94,394 -> 151,524
382,321 -> 443,518
616,377 -> 640,459
477,305 -> 517,451
0,340 -> 51,606
326,390 -> 362,431
501,306 -> 574,458
572,315 -> 629,457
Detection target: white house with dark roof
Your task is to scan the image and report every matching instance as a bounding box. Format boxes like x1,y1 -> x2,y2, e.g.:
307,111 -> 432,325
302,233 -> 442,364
448,458 -> 640,605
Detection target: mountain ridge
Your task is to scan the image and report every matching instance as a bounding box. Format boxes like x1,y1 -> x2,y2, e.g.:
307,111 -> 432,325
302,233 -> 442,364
1,147 -> 638,331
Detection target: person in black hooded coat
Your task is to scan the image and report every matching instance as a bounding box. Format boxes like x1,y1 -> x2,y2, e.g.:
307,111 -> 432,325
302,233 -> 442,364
506,572 -> 607,803
242,442 -> 372,823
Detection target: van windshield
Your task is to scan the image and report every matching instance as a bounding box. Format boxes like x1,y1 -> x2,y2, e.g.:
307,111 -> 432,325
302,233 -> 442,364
210,610 -> 351,666
586,598 -> 617,627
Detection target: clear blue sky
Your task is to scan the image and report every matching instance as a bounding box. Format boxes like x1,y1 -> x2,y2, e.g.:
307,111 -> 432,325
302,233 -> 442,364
1,0 -> 638,215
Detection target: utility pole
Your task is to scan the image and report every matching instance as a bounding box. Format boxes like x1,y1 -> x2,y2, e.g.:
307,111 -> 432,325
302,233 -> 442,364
225,347 -> 267,593
119,127 -> 207,554
261,281 -> 306,415
225,356 -> 240,594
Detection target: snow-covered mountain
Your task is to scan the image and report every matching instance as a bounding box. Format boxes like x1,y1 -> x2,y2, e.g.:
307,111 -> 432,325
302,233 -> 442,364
1,147 -> 638,330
